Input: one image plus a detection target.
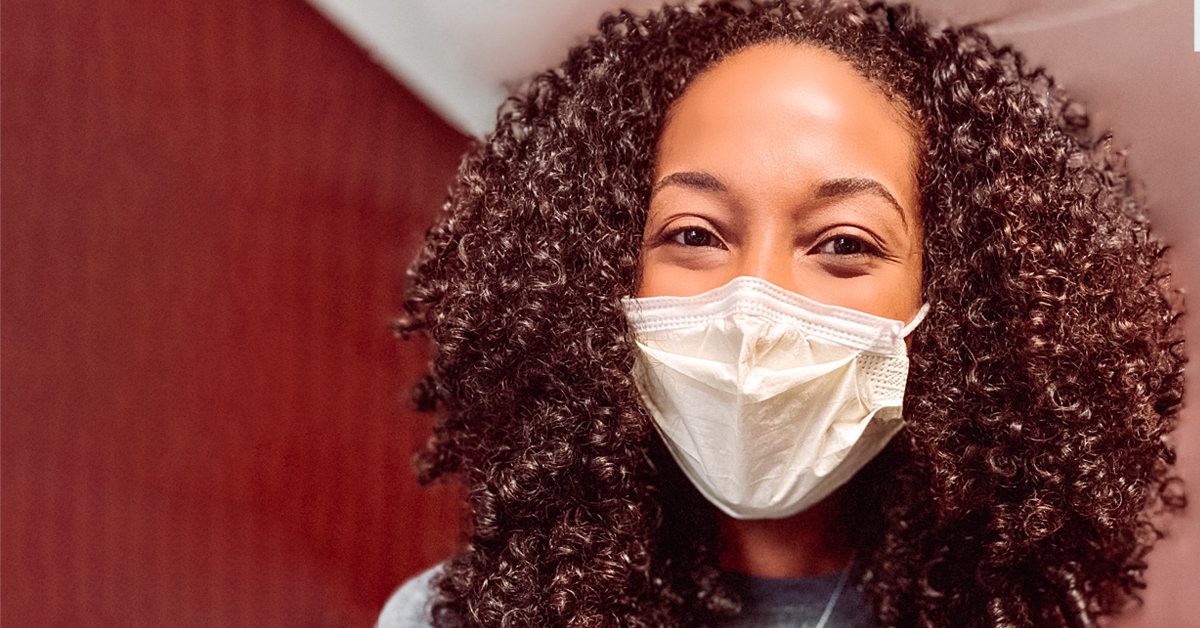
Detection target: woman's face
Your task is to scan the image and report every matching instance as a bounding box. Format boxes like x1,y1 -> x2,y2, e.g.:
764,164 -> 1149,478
639,43 -> 924,323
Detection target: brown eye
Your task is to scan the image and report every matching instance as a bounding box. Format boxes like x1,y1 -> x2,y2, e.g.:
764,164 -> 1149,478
816,234 -> 879,257
674,227 -> 716,247
829,236 -> 863,255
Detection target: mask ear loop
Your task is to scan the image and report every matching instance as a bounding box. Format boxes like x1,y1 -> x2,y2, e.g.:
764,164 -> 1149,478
900,303 -> 931,338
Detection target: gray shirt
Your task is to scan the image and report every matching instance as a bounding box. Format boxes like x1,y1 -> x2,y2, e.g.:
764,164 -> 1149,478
377,564 -> 875,628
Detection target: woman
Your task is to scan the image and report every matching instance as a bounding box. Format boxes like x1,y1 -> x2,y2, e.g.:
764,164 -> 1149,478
383,1 -> 1185,626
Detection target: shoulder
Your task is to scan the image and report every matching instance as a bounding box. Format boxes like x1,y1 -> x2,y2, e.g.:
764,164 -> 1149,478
376,564 -> 442,628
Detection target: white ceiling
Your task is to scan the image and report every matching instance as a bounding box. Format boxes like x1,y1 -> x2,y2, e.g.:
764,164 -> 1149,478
304,0 -> 1200,282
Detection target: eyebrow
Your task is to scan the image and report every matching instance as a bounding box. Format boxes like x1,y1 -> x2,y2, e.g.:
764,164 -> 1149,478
653,171 -> 727,194
652,171 -> 909,225
816,177 -> 908,226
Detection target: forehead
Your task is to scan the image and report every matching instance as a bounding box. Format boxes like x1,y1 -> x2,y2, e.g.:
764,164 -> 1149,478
678,43 -> 904,117
655,43 -> 921,215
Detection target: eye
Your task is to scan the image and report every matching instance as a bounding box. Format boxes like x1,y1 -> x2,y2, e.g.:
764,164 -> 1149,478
815,234 -> 881,257
670,226 -> 724,248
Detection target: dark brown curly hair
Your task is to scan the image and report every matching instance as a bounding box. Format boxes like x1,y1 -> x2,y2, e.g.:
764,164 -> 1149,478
394,1 -> 1186,626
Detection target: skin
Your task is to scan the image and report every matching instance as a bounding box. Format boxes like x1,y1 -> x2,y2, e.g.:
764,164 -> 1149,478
638,43 -> 925,578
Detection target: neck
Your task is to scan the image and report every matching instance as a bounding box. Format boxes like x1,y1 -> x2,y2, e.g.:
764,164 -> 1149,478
718,493 -> 853,578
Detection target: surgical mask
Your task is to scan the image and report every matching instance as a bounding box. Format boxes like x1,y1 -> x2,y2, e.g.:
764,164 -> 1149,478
622,276 -> 928,520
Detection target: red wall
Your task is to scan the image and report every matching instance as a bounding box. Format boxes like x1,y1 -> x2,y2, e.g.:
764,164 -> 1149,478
2,0 -> 467,625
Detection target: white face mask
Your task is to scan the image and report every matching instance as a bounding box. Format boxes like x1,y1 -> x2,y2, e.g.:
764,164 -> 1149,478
622,276 -> 928,520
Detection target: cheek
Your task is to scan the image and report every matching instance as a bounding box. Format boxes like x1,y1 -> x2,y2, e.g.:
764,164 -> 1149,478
637,250 -> 736,298
635,258 -> 663,298
888,236 -> 924,321
636,247 -> 676,298
798,248 -> 923,322
819,276 -> 919,320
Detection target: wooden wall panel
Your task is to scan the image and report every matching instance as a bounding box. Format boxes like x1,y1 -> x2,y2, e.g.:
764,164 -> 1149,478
1,0 -> 469,625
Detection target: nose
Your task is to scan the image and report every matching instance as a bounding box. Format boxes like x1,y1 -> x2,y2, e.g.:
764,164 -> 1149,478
737,230 -> 798,293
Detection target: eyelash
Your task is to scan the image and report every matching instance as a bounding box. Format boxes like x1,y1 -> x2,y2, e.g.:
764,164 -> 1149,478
664,226 -> 885,258
665,225 -> 726,249
814,233 -> 886,258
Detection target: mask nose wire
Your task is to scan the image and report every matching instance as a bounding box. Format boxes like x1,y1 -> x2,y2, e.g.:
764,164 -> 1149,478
900,303 -> 931,338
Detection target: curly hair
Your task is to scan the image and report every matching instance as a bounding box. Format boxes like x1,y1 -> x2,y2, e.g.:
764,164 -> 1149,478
395,1 -> 1186,626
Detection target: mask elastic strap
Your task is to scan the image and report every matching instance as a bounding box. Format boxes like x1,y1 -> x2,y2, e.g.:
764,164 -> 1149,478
900,303 -> 931,338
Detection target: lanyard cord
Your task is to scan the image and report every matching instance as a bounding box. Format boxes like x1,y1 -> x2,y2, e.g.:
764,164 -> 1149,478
812,550 -> 856,628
